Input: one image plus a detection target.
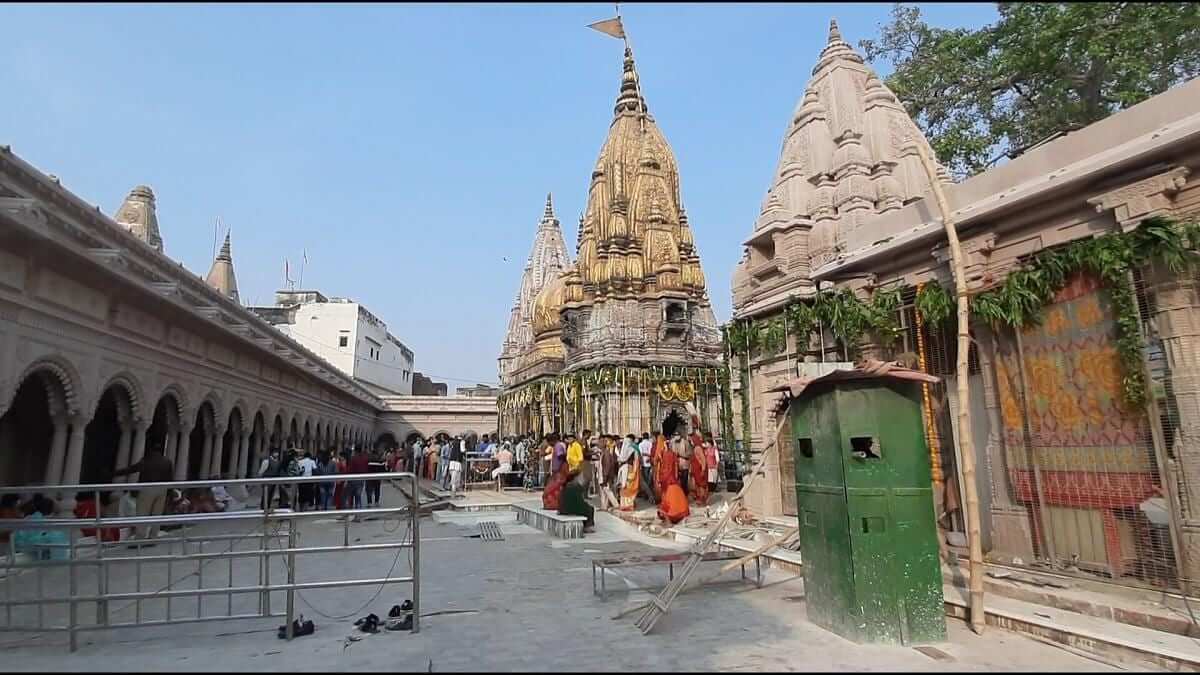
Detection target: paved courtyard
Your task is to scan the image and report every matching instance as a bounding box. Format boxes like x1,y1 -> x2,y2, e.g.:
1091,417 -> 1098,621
1,486 -> 1120,672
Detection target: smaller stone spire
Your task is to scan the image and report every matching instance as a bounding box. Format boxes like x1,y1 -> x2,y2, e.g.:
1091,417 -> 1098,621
815,16 -> 862,72
542,193 -> 556,222
114,184 -> 163,252
205,231 -> 240,303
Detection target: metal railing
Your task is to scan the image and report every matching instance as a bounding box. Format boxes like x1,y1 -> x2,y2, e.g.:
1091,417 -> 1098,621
0,472 -> 420,651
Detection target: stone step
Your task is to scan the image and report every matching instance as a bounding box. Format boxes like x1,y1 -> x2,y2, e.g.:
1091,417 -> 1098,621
512,501 -> 586,539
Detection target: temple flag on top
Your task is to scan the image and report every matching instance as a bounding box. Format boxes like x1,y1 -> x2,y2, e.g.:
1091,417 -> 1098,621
588,16 -> 625,40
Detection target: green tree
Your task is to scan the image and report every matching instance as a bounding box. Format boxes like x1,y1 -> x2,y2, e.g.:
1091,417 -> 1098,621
861,3 -> 1200,179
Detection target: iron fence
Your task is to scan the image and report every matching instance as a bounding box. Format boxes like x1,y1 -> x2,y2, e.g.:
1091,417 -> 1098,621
0,472 -> 420,651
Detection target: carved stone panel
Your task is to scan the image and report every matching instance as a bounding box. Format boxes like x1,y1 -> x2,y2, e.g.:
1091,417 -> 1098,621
1087,167 -> 1190,232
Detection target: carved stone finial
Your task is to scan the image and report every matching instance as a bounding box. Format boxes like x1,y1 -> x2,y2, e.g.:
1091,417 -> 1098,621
543,193 -> 555,221
828,18 -> 843,44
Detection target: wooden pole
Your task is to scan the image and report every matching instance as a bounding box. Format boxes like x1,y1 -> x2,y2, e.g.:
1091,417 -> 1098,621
910,141 -> 986,635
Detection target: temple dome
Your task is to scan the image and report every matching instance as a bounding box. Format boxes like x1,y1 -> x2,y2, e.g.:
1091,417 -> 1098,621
531,270 -> 567,338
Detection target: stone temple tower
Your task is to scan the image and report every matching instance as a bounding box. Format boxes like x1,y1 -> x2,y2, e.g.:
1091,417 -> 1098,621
498,43 -> 728,439
498,193 -> 572,387
732,19 -> 947,316
114,184 -> 164,253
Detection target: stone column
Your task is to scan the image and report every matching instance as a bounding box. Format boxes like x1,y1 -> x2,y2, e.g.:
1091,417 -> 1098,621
1145,259 -> 1200,590
211,428 -> 227,479
44,418 -> 70,486
174,425 -> 193,481
199,432 -> 215,480
165,426 -> 179,463
61,416 -> 89,486
130,422 -> 148,467
235,433 -> 249,478
114,424 -> 134,481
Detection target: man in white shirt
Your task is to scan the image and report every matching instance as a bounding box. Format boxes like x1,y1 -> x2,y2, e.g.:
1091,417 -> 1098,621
297,451 -> 318,511
491,444 -> 514,480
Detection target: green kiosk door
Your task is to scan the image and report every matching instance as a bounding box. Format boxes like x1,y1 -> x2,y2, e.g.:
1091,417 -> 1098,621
789,374 -> 946,646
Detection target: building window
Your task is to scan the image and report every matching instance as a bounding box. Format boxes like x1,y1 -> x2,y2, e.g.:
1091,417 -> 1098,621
339,336 -> 348,348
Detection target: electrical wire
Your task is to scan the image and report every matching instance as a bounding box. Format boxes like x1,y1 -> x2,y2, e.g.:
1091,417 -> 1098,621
265,509 -> 414,623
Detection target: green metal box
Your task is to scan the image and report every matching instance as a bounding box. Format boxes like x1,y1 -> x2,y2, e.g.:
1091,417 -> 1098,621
788,377 -> 946,645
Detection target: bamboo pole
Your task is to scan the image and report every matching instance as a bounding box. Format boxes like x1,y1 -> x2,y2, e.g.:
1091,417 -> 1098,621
910,140 -> 986,635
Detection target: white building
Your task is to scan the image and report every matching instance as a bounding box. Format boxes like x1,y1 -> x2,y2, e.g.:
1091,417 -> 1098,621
251,290 -> 415,395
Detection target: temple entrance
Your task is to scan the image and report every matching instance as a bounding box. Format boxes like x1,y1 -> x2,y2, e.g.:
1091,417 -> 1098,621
661,409 -> 685,437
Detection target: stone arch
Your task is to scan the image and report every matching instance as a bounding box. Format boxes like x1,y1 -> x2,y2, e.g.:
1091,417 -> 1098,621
314,420 -> 324,452
0,365 -> 76,486
7,357 -> 83,420
97,372 -> 146,425
80,379 -> 140,483
375,431 -> 398,451
152,383 -> 190,427
145,389 -> 184,472
217,405 -> 246,478
288,415 -> 300,448
187,399 -> 219,480
404,431 -> 423,445
302,417 -> 313,450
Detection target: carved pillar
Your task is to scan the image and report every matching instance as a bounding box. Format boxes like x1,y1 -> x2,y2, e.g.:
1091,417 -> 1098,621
165,425 -> 179,463
210,428 -> 228,479
44,417 -> 69,485
237,433 -> 250,479
199,432 -> 215,479
130,422 -> 148,468
174,425 -> 193,481
61,416 -> 89,486
1146,258 -> 1200,588
114,423 -> 134,482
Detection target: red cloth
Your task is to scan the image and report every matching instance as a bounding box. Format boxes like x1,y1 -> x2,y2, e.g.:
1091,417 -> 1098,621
657,484 -> 690,524
74,499 -> 120,542
349,453 -> 370,475
542,463 -> 570,511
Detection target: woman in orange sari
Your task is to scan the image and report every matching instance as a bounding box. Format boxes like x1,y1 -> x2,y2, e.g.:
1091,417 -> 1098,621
651,433 -> 677,501
658,483 -> 689,524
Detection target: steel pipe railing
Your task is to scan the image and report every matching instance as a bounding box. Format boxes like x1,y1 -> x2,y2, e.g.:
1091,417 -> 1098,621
0,472 -> 421,651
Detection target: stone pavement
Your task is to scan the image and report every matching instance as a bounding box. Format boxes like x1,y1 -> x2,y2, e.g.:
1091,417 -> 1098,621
1,486 -> 1124,672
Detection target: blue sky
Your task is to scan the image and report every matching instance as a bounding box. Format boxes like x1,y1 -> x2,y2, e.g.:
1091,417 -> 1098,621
0,2 -> 997,388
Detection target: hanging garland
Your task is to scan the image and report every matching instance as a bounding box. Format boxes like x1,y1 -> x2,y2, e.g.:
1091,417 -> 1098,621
970,216 -> 1200,408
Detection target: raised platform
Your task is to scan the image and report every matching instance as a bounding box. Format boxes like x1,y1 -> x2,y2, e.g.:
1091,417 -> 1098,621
512,501 -> 586,539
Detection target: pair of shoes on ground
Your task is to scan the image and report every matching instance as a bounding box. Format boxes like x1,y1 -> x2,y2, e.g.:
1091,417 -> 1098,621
386,600 -> 414,631
278,615 -> 316,639
354,613 -> 381,633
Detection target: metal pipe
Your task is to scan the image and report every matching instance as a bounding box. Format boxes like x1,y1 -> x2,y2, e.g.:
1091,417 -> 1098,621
285,521 -> 296,641
411,473 -> 420,634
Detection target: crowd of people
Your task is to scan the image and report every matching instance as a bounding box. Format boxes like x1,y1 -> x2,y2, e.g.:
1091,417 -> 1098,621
0,441 -> 404,556
395,413 -> 723,535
